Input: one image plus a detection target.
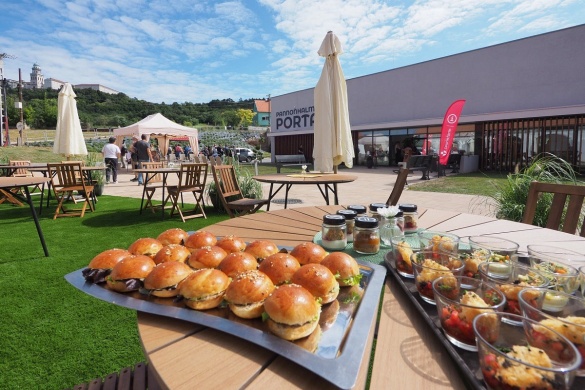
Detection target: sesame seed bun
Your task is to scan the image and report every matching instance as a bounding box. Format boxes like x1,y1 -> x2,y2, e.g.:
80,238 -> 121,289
224,270 -> 275,319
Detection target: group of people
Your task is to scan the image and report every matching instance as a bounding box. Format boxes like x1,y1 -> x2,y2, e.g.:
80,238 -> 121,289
101,134 -> 153,185
200,145 -> 234,158
167,144 -> 193,160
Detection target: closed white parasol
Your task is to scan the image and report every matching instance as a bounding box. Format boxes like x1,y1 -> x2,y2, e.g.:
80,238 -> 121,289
53,83 -> 87,159
313,31 -> 354,173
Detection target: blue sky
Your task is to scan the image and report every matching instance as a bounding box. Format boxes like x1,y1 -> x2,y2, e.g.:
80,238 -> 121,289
1,0 -> 583,104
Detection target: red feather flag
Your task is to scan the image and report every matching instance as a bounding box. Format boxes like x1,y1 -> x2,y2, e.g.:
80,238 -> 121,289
438,100 -> 466,165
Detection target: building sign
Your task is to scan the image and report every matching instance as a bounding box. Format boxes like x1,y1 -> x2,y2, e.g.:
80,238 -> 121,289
274,106 -> 315,131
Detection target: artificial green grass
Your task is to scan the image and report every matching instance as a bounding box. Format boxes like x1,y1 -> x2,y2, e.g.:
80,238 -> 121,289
0,195 -> 229,389
408,171 -> 509,196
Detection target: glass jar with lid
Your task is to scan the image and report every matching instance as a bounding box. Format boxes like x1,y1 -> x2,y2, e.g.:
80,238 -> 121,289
399,204 -> 418,234
347,204 -> 367,217
353,216 -> 380,254
321,214 -> 347,251
381,211 -> 405,246
337,209 -> 357,242
369,203 -> 388,224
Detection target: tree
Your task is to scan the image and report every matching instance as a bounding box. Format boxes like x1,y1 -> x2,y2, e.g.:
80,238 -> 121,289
236,109 -> 254,127
221,110 -> 240,127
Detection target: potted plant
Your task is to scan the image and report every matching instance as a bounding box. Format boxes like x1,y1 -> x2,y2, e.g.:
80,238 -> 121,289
85,152 -> 106,196
207,159 -> 263,212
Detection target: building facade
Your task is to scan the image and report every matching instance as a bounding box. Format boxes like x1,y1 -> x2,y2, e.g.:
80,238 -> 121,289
269,24 -> 585,172
253,99 -> 271,126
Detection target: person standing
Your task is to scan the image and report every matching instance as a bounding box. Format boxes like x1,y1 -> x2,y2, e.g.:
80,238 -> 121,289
120,144 -> 128,168
174,144 -> 183,159
101,137 -> 121,184
134,134 -> 152,185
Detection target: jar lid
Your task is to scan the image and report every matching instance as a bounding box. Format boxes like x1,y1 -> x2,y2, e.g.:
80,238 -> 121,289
399,203 -> 418,212
323,214 -> 346,225
347,205 -> 367,214
369,203 -> 387,212
355,216 -> 378,228
390,211 -> 404,218
337,209 -> 357,220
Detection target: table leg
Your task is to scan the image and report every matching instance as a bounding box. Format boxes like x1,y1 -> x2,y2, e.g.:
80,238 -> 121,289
284,184 -> 293,209
266,183 -> 286,211
139,172 -> 154,214
161,173 -> 168,220
333,183 -> 339,205
23,186 -> 49,257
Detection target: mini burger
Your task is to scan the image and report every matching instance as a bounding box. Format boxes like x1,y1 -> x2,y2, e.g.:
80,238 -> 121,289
83,248 -> 132,283
187,246 -> 227,269
143,261 -> 193,298
320,252 -> 362,287
184,230 -> 217,251
291,264 -> 340,304
258,253 -> 301,285
217,252 -> 258,278
224,270 -> 275,319
178,269 -> 230,310
263,284 -> 321,341
244,240 -> 279,262
216,235 -> 247,254
128,238 -> 164,259
290,242 -> 328,265
157,228 -> 189,246
153,244 -> 191,265
106,255 -> 156,293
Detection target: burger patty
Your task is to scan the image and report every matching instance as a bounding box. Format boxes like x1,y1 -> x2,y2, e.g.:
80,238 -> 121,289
184,290 -> 227,302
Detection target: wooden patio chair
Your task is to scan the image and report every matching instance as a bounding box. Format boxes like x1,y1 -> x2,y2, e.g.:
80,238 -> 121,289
47,162 -> 95,219
522,181 -> 585,236
386,168 -> 409,206
211,164 -> 268,218
166,163 -> 208,222
141,162 -> 164,213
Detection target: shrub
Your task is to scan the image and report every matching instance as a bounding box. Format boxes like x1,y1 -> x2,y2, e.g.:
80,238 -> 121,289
489,153 -> 580,226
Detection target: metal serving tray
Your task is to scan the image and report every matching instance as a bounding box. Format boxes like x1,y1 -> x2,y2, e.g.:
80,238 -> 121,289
65,258 -> 386,390
384,252 -> 585,390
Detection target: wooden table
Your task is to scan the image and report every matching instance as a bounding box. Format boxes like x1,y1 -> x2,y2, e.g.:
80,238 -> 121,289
28,164 -> 106,208
253,173 -> 357,210
137,206 -> 585,389
133,167 -> 182,219
0,177 -> 51,257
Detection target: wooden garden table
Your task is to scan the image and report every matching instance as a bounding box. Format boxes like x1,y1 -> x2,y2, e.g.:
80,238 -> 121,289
137,206 -> 585,389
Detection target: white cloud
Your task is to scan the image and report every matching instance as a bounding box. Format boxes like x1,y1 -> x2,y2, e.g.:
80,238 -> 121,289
1,0 -> 584,103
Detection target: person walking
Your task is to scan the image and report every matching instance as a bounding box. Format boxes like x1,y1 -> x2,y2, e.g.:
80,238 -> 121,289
134,134 -> 152,185
101,137 -> 121,184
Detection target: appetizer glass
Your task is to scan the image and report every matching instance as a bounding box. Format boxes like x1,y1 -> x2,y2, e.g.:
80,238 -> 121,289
527,245 -> 585,270
391,234 -> 421,278
580,265 -> 585,298
528,255 -> 580,294
468,236 -> 519,263
459,247 -> 492,279
478,261 -> 549,318
417,230 -> 460,255
411,249 -> 465,305
473,312 -> 581,390
518,288 -> 585,374
433,276 -> 506,351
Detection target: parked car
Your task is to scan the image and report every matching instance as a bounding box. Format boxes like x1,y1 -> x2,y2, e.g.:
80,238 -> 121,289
235,148 -> 256,162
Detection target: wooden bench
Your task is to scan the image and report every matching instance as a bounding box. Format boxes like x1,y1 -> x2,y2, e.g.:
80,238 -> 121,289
394,155 -> 433,180
68,362 -> 162,390
275,154 -> 312,173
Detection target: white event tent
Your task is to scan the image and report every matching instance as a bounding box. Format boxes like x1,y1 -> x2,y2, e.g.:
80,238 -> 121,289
113,113 -> 198,155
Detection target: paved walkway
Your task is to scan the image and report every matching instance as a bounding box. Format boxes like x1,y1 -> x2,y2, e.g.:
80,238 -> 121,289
101,164 -> 496,216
